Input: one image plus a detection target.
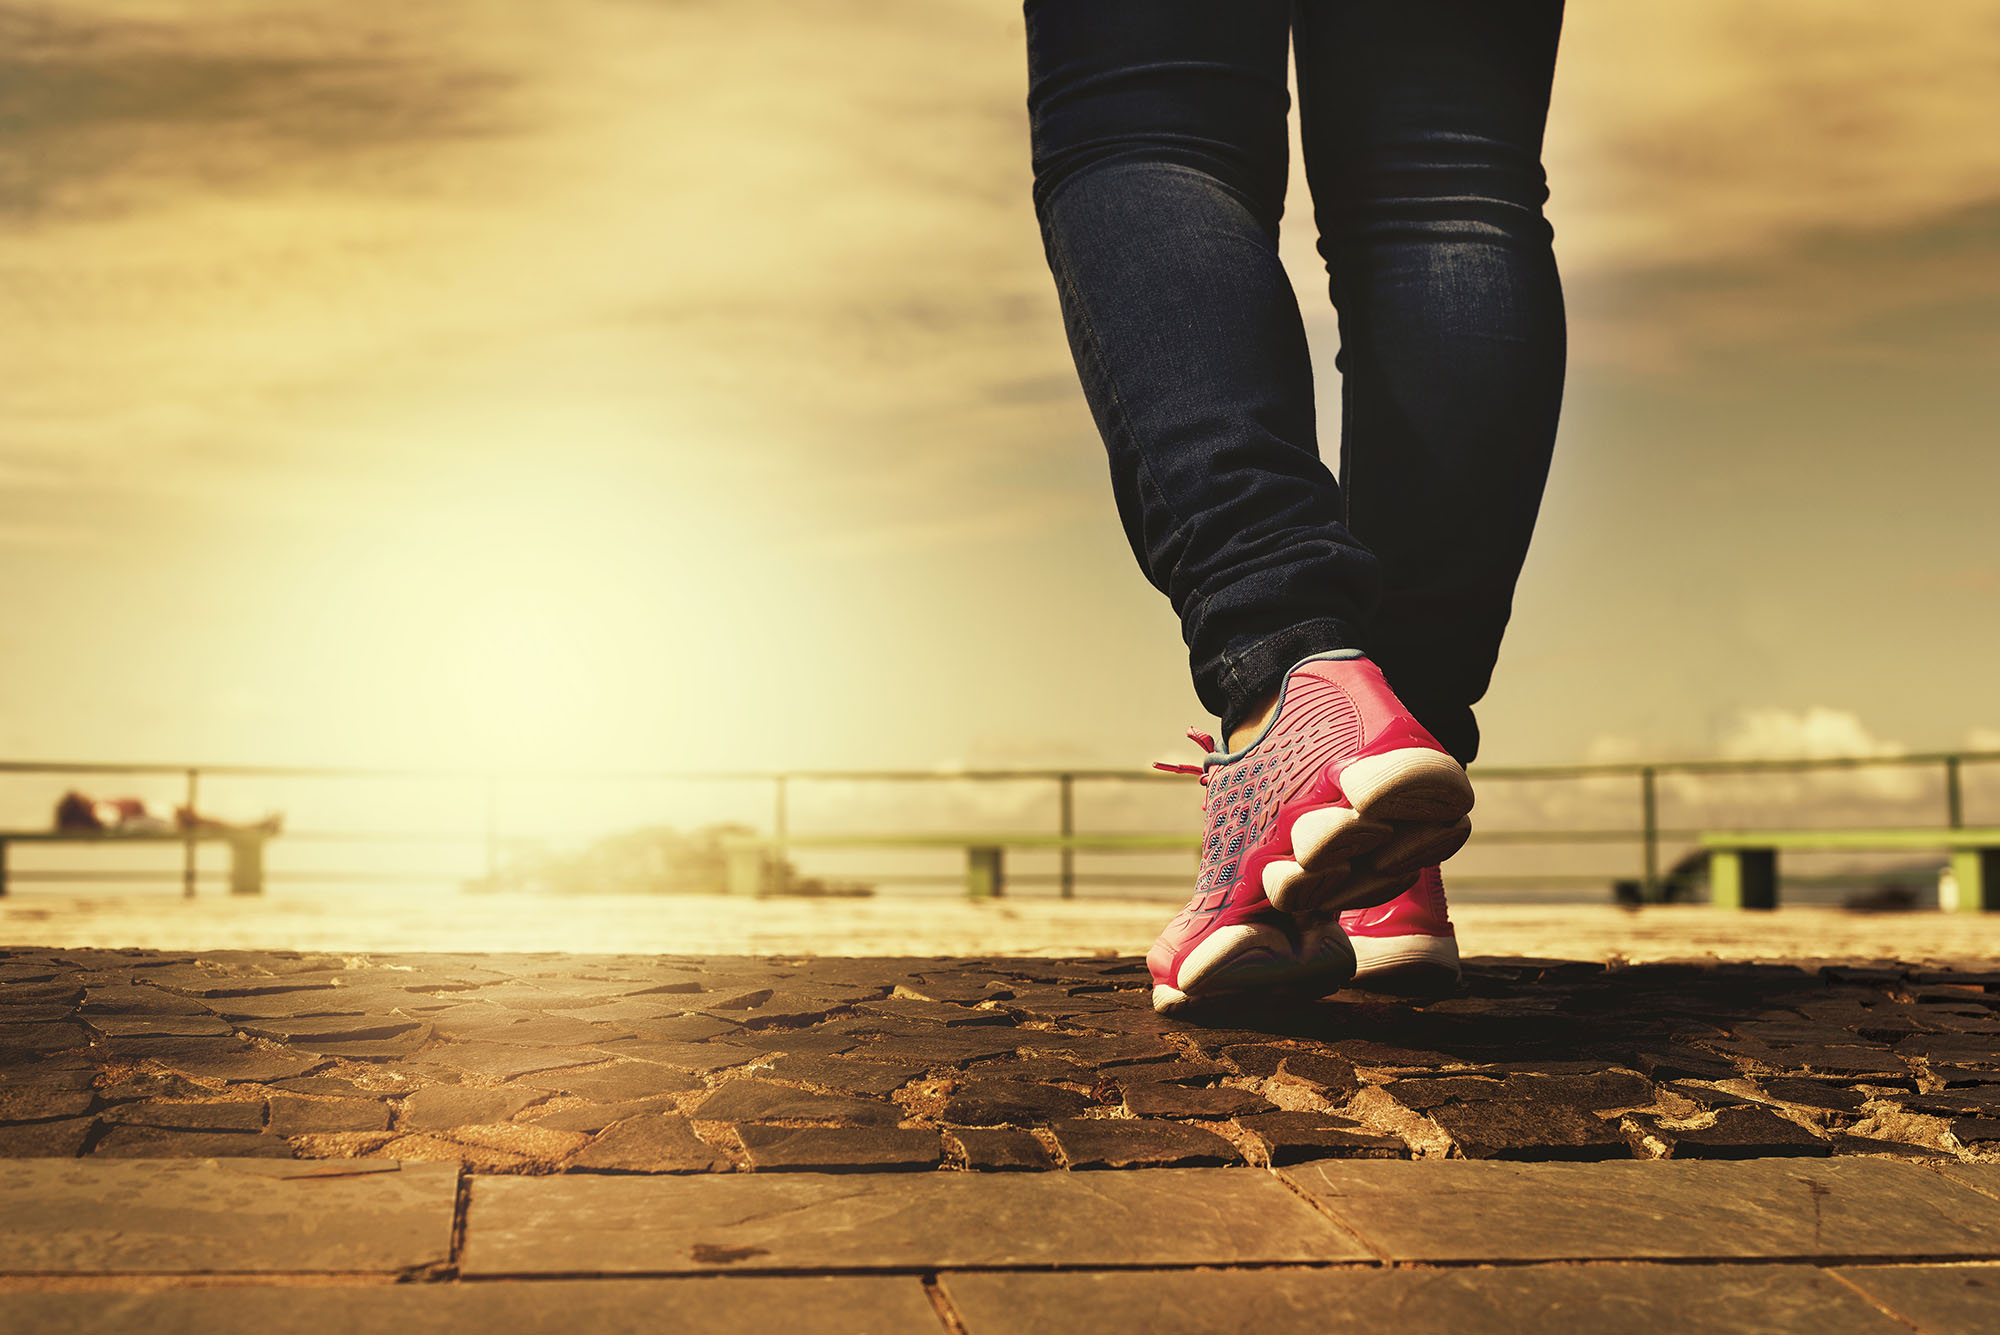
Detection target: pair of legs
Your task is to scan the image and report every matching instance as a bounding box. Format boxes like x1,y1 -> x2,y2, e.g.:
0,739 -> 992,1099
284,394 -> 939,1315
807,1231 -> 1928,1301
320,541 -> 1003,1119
1026,0 -> 1565,764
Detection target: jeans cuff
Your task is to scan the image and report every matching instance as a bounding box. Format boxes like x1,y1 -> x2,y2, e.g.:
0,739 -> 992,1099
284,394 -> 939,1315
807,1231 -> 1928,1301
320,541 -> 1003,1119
1205,617 -> 1364,737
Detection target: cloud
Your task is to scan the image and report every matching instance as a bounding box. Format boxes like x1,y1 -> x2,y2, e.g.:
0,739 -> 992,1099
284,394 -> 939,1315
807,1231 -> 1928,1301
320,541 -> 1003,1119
1547,0 -> 2000,274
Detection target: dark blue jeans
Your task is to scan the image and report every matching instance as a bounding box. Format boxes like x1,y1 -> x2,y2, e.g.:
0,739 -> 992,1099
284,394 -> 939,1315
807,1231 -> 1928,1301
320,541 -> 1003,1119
1027,0 -> 1566,763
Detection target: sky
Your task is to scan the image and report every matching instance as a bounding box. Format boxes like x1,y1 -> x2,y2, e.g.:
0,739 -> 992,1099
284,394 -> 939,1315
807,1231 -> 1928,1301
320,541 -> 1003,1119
5,0 -> 2000,793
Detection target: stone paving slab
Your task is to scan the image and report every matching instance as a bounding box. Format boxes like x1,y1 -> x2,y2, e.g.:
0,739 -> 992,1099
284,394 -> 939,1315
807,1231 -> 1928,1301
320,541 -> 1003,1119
1834,1263 -> 2000,1335
0,1159 -> 455,1274
463,1168 -> 1365,1274
9,948 -> 2000,1172
0,1276 -> 941,1334
1279,1158 -> 2000,1262
939,1264 -> 1909,1335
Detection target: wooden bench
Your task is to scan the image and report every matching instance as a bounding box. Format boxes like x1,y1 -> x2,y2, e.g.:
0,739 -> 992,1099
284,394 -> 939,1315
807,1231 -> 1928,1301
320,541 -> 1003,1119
728,832 -> 1199,898
0,830 -> 276,898
1701,829 -> 2000,912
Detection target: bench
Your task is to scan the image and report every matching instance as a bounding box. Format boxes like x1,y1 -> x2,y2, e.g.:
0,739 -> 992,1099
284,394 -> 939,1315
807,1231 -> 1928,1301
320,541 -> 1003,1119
0,830 -> 276,898
1701,829 -> 2000,912
727,832 -> 1199,898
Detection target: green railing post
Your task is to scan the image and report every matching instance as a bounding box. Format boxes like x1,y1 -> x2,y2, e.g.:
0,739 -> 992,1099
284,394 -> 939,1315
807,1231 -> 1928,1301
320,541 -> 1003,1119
771,774 -> 789,897
1640,766 -> 1659,897
484,775 -> 499,884
1058,773 -> 1075,900
1947,755 -> 1964,829
182,767 -> 199,898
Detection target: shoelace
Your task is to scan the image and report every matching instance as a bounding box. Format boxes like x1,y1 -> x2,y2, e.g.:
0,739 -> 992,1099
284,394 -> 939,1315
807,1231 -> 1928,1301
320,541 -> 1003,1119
1151,727 -> 1216,781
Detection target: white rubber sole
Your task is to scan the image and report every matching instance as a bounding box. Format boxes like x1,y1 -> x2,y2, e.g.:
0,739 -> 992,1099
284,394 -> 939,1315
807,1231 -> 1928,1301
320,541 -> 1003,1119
1349,931 -> 1462,997
1340,748 -> 1475,822
1264,748 -> 1472,917
1152,919 -> 1357,1013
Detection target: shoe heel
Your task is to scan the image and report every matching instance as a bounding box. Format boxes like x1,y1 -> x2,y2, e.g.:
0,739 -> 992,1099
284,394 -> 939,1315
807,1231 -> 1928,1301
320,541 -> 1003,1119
1340,748 -> 1473,823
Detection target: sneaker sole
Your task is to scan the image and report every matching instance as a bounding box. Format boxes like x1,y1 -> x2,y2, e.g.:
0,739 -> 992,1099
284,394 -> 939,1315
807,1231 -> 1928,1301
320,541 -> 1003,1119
1153,919 -> 1356,1013
1349,932 -> 1462,997
1266,748 -> 1472,916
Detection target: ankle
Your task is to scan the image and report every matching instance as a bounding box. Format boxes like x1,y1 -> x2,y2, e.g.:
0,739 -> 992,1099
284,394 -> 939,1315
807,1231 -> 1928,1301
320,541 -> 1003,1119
1225,691 -> 1281,752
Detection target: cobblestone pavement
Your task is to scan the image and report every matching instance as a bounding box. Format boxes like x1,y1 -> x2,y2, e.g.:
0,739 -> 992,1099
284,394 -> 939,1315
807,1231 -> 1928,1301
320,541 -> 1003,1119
5,946 -> 2000,1331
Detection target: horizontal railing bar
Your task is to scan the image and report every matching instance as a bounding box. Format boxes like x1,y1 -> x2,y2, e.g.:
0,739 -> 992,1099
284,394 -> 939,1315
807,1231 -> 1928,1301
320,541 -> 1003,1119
2,750 -> 1996,786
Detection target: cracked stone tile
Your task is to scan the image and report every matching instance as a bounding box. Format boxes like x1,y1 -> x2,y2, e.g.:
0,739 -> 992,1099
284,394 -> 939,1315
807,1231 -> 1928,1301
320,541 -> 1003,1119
516,1061 -> 699,1102
466,1168 -> 1355,1272
0,1023 -> 90,1056
1897,1035 -> 2000,1066
0,1276 -> 950,1331
561,997 -> 710,1027
236,1015 -> 421,1045
268,1074 -> 375,1098
83,1014 -> 237,1039
156,1049 -> 322,1084
1048,1118 -> 1240,1169
450,984 -> 616,1012
401,1084 -> 540,1131
1234,1111 -> 1408,1164
570,1114 -> 724,1173
78,987 -> 212,1017
530,1098 -> 680,1134
100,1101 -> 267,1132
1660,1081 -> 1763,1110
1952,1117 -> 2000,1145
857,997 -> 1012,1028
840,1031 -> 1022,1067
736,1125 -> 941,1172
941,1263 -> 1907,1335
101,1033 -> 250,1062
1271,1052 -> 1360,1100
0,1158 -> 455,1272
894,978 -> 1016,1005
597,1040 -> 767,1075
201,992 -> 367,1020
91,1126 -> 294,1158
0,1085 -> 95,1123
1427,1099 -> 1630,1161
416,1043 -> 597,1080
1636,1107 -> 1830,1159
268,1096 -> 393,1136
948,1127 -> 1054,1171
940,1079 -> 1094,1126
1014,1033 -> 1173,1067
0,1117 -> 95,1158
1900,1088 -> 2000,1116
712,992 -> 853,1028
292,1023 -> 435,1061
1758,1078 -> 1869,1113
1836,1263 -> 2000,1334
692,1080 -> 900,1127
753,1054 -> 922,1098
1631,1049 -> 1745,1082
1281,1158 -> 2000,1262
1382,1076 -> 1503,1110
143,967 -> 342,1000
95,1071 -> 208,1103
1768,1046 -> 1914,1080
622,1014 -> 745,1044
1119,1082 -> 1273,1119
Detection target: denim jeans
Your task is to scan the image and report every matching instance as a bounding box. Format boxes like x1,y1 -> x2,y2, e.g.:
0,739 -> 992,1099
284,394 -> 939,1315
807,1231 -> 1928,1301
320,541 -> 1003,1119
1027,0 -> 1566,763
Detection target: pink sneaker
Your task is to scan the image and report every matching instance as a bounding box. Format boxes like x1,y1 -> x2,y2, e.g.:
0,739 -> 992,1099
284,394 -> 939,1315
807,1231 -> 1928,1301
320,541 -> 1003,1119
1147,650 -> 1473,1012
1343,865 -> 1463,996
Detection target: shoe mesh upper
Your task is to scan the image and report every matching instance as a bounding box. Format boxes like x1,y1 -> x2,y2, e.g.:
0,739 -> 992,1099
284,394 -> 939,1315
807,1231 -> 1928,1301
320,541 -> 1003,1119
1192,674 -> 1363,909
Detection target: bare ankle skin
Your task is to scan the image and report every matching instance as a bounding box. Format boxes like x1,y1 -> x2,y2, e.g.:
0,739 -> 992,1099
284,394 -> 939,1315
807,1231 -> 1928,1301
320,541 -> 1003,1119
1225,691 -> 1281,752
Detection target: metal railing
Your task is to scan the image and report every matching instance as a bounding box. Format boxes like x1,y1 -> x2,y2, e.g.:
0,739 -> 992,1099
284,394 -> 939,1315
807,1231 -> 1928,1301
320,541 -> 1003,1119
1,749 -> 1994,899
